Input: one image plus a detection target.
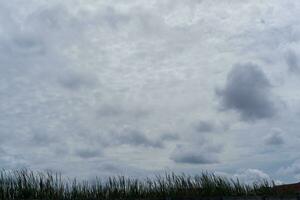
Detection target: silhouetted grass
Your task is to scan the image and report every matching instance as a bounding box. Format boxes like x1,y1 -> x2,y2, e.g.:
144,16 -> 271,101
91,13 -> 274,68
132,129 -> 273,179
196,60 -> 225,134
0,169 -> 290,200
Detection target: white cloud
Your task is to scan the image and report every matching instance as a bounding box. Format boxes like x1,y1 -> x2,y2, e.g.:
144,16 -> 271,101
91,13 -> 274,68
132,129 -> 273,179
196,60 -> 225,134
278,161 -> 300,180
233,169 -> 271,184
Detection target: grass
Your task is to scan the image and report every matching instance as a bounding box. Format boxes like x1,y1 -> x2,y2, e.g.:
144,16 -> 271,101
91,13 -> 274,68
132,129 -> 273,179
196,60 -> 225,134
0,169 -> 292,200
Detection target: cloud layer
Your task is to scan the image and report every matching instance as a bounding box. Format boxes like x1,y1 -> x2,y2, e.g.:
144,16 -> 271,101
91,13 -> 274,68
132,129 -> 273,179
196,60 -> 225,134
1,0 -> 300,183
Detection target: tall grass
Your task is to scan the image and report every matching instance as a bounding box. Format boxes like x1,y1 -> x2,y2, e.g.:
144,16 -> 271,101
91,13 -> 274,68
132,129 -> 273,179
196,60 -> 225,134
0,169 -> 290,200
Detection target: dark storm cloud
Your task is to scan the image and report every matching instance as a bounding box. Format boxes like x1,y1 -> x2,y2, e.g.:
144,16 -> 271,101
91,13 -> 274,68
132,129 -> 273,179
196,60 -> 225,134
217,63 -> 276,121
285,50 -> 299,73
117,128 -> 163,148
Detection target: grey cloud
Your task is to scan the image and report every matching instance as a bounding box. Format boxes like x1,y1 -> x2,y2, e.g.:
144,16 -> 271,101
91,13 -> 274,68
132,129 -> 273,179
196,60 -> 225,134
28,127 -> 61,147
10,35 -> 45,56
97,105 -> 123,117
1,0 -> 300,182
116,128 -> 163,148
217,63 -> 276,121
264,130 -> 285,146
160,133 -> 179,141
101,163 -> 120,173
285,50 -> 299,73
58,70 -> 98,90
194,120 -> 215,133
0,34 -> 46,68
278,161 -> 300,178
0,148 -> 28,169
100,6 -> 131,30
170,144 -> 221,164
27,5 -> 71,30
31,133 -> 57,146
97,104 -> 149,119
0,147 -> 6,156
75,148 -> 102,159
171,150 -> 218,164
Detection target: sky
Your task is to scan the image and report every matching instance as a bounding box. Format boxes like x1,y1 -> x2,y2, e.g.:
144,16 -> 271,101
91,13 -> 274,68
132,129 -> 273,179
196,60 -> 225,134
1,0 -> 300,184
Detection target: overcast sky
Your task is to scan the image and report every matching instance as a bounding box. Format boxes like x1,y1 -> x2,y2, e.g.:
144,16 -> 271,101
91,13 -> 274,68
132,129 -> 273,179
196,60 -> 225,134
1,0 -> 300,183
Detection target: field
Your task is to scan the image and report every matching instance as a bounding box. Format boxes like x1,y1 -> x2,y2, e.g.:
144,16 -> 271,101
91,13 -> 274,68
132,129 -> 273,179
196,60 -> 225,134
0,169 -> 292,200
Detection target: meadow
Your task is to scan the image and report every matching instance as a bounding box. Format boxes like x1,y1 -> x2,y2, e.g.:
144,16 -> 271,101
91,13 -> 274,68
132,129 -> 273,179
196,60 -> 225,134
0,169 -> 291,200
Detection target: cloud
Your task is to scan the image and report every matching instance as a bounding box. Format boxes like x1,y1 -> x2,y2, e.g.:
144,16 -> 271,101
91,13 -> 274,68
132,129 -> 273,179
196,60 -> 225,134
278,161 -> 300,179
160,133 -> 179,141
285,50 -> 299,73
264,129 -> 285,146
0,0 -> 299,182
233,169 -> 271,184
57,70 -> 98,90
31,133 -> 57,146
0,33 -> 46,69
75,148 -> 102,159
171,152 -> 218,164
217,63 -> 276,121
9,35 -> 45,56
116,127 -> 163,148
100,6 -> 131,30
194,120 -> 215,133
96,104 -> 149,119
170,144 -> 221,164
0,148 -> 28,169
